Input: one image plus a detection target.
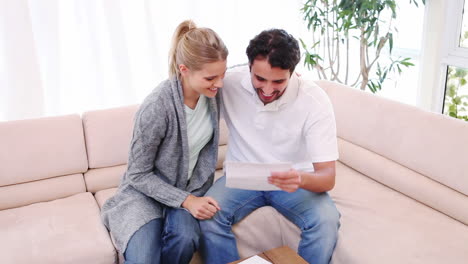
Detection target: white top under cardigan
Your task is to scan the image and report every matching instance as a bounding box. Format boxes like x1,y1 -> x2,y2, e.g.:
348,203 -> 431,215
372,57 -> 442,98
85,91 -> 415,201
185,95 -> 214,179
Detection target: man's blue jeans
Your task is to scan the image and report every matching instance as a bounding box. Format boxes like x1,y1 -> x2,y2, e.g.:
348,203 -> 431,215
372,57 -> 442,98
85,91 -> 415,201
124,208 -> 200,264
200,176 -> 340,264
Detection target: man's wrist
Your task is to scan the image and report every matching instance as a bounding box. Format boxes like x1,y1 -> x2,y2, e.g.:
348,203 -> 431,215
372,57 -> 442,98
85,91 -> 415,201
298,171 -> 305,189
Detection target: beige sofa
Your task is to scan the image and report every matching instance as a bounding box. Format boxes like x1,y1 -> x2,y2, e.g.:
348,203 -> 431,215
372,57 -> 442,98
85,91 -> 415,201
0,81 -> 467,264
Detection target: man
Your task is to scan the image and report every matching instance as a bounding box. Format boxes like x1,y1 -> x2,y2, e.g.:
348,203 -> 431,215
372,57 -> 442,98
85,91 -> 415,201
200,29 -> 340,264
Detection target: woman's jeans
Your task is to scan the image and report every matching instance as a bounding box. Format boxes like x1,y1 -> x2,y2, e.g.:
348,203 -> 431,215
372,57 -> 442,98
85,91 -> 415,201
124,208 -> 200,264
200,176 -> 340,264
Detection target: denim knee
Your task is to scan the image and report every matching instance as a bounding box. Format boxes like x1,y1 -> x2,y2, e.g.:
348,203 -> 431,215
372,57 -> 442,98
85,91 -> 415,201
304,206 -> 340,238
199,216 -> 219,234
164,228 -> 200,249
200,211 -> 232,233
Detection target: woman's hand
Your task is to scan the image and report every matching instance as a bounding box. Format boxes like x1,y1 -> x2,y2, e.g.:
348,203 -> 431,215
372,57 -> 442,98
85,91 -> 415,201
182,195 -> 221,220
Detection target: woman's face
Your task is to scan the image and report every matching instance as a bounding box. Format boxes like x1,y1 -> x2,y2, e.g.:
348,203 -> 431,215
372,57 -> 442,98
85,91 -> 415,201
180,60 -> 227,98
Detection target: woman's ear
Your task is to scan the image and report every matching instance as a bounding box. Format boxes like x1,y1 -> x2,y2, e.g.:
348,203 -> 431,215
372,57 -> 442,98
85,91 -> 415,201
179,64 -> 189,76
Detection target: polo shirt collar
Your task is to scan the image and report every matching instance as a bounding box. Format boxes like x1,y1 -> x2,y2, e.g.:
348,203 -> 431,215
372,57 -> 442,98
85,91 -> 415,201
241,71 -> 300,111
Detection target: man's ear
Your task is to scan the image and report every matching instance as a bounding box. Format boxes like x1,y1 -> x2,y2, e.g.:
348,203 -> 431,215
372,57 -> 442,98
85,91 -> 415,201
179,64 -> 189,76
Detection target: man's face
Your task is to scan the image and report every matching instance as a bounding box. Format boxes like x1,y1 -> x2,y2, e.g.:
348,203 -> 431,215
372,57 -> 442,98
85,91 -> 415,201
250,59 -> 291,105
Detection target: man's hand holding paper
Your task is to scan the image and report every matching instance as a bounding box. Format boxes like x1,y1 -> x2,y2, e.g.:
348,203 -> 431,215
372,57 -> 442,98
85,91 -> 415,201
268,169 -> 302,193
225,161 -> 293,191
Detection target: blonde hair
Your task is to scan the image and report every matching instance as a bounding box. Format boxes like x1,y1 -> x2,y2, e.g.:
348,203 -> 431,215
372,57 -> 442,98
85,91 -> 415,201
168,20 -> 228,77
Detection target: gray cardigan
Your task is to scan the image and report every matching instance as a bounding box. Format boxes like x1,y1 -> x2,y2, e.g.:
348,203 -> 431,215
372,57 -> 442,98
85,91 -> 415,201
101,77 -> 219,253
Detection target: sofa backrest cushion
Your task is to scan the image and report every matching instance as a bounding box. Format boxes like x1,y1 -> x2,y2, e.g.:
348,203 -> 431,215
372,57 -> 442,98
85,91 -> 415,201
81,105 -> 229,193
0,114 -> 88,209
82,105 -> 139,169
0,174 -> 86,210
0,114 -> 88,186
317,80 -> 468,197
338,137 -> 468,225
84,165 -> 126,194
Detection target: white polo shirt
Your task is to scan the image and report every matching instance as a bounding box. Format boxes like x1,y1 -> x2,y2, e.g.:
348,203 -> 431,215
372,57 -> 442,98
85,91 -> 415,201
220,65 -> 338,172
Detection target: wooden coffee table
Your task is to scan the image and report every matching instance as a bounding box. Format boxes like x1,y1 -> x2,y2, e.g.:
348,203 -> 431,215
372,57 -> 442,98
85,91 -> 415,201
229,246 -> 308,264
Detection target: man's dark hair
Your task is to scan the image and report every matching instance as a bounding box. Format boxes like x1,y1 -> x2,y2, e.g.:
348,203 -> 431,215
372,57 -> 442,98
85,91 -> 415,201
246,29 -> 301,74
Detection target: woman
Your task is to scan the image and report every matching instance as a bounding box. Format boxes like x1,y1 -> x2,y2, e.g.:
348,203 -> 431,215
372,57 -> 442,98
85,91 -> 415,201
101,20 -> 228,264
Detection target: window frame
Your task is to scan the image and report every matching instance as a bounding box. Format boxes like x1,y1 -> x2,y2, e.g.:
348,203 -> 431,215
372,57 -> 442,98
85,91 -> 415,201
438,0 -> 468,114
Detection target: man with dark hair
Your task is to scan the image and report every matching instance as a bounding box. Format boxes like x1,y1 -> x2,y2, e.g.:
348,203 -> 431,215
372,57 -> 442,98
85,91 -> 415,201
200,29 -> 340,264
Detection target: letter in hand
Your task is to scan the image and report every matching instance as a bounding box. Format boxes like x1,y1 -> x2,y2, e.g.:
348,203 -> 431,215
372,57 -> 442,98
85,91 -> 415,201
182,195 -> 221,220
268,169 -> 302,193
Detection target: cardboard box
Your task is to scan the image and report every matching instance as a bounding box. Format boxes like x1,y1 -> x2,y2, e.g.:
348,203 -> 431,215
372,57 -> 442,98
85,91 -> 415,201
229,246 -> 308,264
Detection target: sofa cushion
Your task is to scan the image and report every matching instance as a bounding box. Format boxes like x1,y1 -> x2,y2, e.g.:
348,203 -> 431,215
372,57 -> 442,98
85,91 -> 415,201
329,162 -> 468,264
84,165 -> 126,193
214,169 -> 224,181
318,80 -> 468,196
233,206 -> 300,257
82,105 -> 139,169
0,114 -> 88,186
0,192 -> 116,264
95,188 -> 118,209
219,118 -> 229,145
337,137 -> 468,225
217,145 -> 227,170
0,174 -> 86,210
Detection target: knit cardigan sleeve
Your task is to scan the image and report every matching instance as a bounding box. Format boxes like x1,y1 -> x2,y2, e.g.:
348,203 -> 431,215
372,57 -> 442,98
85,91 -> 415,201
125,97 -> 190,208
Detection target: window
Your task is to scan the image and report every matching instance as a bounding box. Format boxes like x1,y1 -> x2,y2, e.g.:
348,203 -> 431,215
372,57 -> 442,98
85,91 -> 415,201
460,0 -> 468,48
443,66 -> 468,121
439,0 -> 468,121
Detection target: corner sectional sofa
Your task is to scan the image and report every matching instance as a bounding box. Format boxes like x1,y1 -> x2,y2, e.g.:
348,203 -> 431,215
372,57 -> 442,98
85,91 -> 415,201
1,80 -> 467,264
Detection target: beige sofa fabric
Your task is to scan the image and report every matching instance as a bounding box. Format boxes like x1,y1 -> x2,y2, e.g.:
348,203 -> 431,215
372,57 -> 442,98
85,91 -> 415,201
84,165 -> 126,193
82,105 -> 138,169
0,192 -> 116,264
330,162 -> 468,264
217,145 -> 227,170
338,137 -> 468,225
219,119 -> 229,145
233,206 -> 300,258
95,188 -> 118,209
0,173 -> 86,210
0,114 -> 88,186
318,80 -> 468,196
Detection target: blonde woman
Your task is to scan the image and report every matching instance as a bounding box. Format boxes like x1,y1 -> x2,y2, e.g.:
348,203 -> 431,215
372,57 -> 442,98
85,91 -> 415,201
101,20 -> 228,264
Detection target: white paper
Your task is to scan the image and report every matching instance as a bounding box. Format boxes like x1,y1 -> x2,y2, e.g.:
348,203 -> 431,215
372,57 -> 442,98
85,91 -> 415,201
225,161 -> 292,191
237,255 -> 272,264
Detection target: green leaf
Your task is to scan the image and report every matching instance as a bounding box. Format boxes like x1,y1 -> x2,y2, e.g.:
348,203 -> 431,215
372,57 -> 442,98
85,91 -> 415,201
455,68 -> 468,78
449,104 -> 457,113
299,38 -> 308,49
447,84 -> 456,97
389,33 -> 393,53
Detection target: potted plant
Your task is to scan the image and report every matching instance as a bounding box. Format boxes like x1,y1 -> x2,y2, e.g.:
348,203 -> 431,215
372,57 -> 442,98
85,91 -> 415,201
300,0 -> 425,92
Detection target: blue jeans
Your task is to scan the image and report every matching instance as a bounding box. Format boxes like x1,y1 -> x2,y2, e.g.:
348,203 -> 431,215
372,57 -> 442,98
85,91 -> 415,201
200,176 -> 340,264
124,208 -> 200,264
